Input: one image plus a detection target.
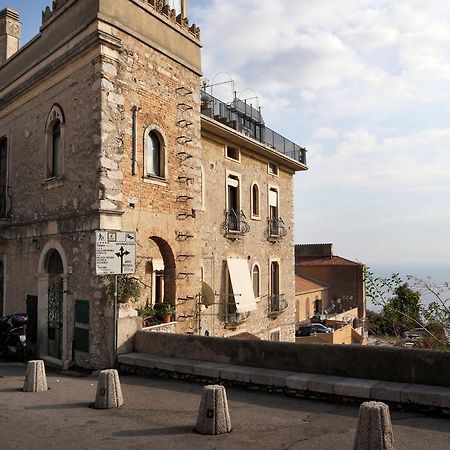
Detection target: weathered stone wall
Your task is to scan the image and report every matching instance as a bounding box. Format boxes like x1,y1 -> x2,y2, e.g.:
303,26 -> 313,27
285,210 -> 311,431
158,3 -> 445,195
98,26 -> 203,333
0,62 -> 101,222
0,49 -> 115,368
134,331 -> 450,388
198,134 -> 297,342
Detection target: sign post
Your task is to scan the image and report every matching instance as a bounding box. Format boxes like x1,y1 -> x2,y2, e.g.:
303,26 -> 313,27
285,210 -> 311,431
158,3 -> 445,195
95,231 -> 136,365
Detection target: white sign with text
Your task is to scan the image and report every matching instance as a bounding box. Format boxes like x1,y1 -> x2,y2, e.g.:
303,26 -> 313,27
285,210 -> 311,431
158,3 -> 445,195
95,231 -> 136,275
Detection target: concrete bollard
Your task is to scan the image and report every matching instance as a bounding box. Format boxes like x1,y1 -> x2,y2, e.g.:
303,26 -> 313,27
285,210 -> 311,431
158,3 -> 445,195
196,385 -> 232,435
94,369 -> 123,409
354,401 -> 395,450
23,360 -> 48,392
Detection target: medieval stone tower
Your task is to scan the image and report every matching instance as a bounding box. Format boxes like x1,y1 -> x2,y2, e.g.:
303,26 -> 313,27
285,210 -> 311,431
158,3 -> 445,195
0,0 -> 203,368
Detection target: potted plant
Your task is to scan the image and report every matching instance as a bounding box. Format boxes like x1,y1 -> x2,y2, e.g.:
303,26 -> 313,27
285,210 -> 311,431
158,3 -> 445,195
106,275 -> 141,304
155,302 -> 175,323
137,303 -> 157,327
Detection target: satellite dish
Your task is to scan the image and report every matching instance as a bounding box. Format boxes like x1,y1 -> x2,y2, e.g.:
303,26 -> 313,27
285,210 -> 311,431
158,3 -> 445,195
201,282 -> 215,307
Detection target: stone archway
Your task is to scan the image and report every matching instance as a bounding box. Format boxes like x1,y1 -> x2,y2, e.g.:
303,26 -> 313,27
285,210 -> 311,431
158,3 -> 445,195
37,241 -> 69,366
148,236 -> 176,307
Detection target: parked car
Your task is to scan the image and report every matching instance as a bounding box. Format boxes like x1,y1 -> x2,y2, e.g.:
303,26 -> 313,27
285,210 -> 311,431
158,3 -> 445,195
404,328 -> 426,342
296,323 -> 333,337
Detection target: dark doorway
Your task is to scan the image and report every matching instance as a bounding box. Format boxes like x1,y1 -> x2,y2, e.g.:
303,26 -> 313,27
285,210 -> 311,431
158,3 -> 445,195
47,250 -> 64,359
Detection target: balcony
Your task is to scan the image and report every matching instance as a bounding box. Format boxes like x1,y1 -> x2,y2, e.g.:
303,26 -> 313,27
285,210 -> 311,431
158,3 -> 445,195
0,185 -> 12,220
222,209 -> 250,238
201,91 -> 307,165
224,310 -> 251,328
268,294 -> 288,317
267,217 -> 288,241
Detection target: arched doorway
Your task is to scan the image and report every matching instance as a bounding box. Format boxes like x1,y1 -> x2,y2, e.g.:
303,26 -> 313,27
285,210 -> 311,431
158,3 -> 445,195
148,236 -> 176,307
37,241 -> 68,365
47,250 -> 64,359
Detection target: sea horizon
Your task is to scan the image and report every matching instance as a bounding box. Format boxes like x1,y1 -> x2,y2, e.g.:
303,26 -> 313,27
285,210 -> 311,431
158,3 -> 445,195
365,262 -> 450,312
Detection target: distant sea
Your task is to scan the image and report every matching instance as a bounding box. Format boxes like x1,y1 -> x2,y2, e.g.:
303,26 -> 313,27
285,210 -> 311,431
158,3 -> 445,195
366,263 -> 450,312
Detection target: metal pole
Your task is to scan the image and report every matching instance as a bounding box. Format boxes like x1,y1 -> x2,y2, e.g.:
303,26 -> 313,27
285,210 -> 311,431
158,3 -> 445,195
113,274 -> 118,366
131,107 -> 139,175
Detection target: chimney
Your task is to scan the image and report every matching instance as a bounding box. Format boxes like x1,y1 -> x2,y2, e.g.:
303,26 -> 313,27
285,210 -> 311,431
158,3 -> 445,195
0,8 -> 20,65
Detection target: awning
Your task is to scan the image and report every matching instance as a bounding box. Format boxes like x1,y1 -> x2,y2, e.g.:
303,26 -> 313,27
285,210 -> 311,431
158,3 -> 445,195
269,188 -> 278,206
152,258 -> 164,271
227,258 -> 257,313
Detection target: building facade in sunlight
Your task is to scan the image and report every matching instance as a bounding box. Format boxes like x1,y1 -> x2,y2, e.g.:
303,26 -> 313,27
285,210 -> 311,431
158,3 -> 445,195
0,0 -> 307,368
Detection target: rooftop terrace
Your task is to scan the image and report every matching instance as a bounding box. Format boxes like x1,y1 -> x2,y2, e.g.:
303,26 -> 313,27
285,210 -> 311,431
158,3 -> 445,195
201,90 -> 307,165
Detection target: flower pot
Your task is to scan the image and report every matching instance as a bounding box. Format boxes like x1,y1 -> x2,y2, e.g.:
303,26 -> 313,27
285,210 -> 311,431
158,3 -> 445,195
163,314 -> 172,324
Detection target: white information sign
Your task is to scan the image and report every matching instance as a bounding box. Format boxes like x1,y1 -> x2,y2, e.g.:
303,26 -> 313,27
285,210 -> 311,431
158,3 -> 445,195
95,231 -> 136,275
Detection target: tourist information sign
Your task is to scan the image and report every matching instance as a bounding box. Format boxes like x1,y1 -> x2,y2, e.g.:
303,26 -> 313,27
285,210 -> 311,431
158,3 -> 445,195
95,230 -> 136,275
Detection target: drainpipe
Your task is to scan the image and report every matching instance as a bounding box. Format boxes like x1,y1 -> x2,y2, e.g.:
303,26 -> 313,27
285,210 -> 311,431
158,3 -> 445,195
131,106 -> 140,175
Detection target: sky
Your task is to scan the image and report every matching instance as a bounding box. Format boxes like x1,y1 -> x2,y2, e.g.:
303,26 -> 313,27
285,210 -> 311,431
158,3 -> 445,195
3,0 -> 450,268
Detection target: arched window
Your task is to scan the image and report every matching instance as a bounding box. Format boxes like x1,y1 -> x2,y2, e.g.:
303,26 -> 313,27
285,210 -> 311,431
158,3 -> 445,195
51,121 -> 61,178
252,263 -> 260,298
45,104 -> 65,179
147,131 -> 161,177
144,127 -> 166,179
251,182 -> 260,218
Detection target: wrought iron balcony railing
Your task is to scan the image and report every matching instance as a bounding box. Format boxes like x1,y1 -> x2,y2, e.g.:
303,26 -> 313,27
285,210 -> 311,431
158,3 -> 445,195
201,91 -> 307,165
267,216 -> 288,240
224,310 -> 251,327
0,185 -> 12,219
222,209 -> 250,236
268,294 -> 288,317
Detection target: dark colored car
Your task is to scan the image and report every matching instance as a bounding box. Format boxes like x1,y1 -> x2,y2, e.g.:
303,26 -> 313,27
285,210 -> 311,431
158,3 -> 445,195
296,323 -> 333,337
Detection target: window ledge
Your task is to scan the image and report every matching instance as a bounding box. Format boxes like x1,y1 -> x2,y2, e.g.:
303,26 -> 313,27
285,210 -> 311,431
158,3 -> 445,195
267,235 -> 285,242
142,175 -> 168,187
250,215 -> 261,221
42,176 -> 64,190
224,231 -> 246,240
225,156 -> 241,164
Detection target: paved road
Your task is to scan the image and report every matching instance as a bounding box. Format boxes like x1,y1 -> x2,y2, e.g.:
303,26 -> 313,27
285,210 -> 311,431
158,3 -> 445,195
0,362 -> 449,449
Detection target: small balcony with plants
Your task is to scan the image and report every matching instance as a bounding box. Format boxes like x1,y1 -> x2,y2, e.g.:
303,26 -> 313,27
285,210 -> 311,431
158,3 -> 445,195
268,294 -> 288,318
221,209 -> 250,238
267,216 -> 288,241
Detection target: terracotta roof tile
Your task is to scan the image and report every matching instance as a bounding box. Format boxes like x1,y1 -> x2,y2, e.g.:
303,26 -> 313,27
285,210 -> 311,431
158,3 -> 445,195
228,332 -> 261,341
296,255 -> 362,266
296,275 -> 329,293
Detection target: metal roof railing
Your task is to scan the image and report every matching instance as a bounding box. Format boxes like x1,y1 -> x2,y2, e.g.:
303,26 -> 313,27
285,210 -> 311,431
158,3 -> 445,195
201,91 -> 307,165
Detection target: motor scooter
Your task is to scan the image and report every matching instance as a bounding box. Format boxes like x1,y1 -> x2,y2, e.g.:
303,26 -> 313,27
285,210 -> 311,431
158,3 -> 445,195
0,313 -> 28,360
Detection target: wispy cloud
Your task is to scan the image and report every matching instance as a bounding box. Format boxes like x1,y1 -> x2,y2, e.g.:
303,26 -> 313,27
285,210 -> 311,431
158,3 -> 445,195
193,0 -> 450,264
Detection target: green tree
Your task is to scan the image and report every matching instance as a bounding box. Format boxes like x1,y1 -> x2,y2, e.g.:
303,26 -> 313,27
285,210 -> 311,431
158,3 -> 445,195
365,268 -> 449,348
382,283 -> 421,335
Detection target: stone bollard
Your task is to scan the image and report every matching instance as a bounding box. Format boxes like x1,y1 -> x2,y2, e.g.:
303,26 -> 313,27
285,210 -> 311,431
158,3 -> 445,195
23,360 -> 48,392
94,369 -> 123,409
354,401 -> 395,450
196,385 -> 232,435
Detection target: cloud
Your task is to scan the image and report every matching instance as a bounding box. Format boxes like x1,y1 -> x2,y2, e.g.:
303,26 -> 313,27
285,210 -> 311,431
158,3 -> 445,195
192,0 -> 450,263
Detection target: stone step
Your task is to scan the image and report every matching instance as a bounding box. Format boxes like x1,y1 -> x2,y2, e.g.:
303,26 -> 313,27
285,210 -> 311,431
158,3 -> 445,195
118,352 -> 450,412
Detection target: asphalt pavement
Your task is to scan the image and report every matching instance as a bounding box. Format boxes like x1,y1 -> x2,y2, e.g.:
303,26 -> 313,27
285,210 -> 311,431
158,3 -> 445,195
0,361 -> 449,449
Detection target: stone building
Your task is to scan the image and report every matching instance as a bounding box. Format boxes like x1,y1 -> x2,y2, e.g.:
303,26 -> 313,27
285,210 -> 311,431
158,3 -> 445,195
295,244 -> 366,332
0,0 -> 307,369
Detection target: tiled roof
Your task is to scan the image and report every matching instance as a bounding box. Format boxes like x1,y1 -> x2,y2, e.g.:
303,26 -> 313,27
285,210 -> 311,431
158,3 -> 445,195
296,275 -> 329,293
296,255 -> 362,266
228,332 -> 261,341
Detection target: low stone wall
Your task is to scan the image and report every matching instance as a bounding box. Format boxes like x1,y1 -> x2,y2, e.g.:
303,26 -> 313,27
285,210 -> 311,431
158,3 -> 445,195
134,331 -> 450,388
142,322 -> 177,333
